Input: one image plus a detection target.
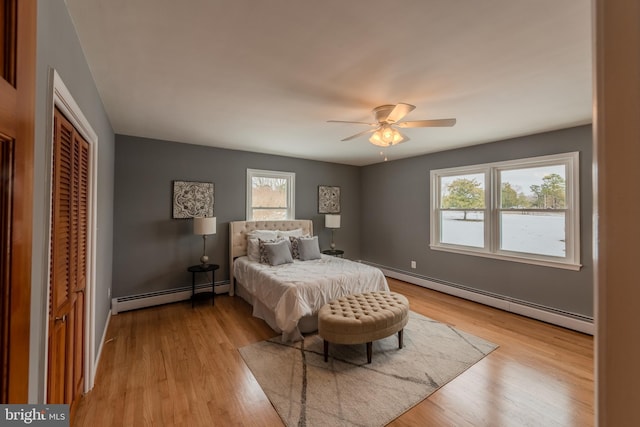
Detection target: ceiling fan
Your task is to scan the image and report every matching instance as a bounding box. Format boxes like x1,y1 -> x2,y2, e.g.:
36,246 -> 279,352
328,103 -> 456,147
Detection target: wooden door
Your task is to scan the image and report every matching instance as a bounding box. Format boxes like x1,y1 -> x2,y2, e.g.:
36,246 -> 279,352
0,0 -> 36,403
595,0 -> 640,424
48,108 -> 88,415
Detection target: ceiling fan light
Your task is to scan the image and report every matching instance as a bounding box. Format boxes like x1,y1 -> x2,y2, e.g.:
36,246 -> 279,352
381,125 -> 394,143
369,126 -> 407,147
369,129 -> 389,147
391,128 -> 404,145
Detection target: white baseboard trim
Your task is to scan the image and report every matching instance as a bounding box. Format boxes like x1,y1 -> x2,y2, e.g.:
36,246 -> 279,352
89,311 -> 111,391
111,281 -> 230,315
369,264 -> 594,335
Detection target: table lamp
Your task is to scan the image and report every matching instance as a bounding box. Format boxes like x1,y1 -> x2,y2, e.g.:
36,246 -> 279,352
325,214 -> 341,249
193,216 -> 216,266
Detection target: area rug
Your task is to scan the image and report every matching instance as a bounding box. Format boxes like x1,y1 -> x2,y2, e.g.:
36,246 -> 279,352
239,311 -> 498,427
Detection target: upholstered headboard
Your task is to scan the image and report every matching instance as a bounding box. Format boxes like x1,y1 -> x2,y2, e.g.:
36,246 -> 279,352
228,220 -> 313,296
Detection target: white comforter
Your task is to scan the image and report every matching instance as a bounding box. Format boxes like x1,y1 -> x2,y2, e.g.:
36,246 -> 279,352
233,255 -> 389,341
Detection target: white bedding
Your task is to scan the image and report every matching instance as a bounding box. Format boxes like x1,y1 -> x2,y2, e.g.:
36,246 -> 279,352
233,254 -> 389,341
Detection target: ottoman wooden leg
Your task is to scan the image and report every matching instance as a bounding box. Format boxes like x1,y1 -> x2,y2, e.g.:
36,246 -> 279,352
366,342 -> 372,364
398,329 -> 404,349
324,339 -> 329,362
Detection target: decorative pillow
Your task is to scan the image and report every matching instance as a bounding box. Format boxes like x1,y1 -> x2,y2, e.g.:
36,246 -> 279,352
298,236 -> 322,261
277,228 -> 304,239
263,239 -> 294,266
247,238 -> 260,261
258,238 -> 275,264
258,238 -> 290,264
289,236 -> 301,259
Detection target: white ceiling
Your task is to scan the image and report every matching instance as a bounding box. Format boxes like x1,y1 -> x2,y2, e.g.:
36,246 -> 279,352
65,0 -> 592,166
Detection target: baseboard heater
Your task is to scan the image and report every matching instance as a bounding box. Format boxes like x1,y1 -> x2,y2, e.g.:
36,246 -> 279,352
111,281 -> 230,315
362,262 -> 594,335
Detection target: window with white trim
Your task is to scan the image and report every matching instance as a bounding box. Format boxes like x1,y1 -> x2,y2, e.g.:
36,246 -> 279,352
246,169 -> 295,220
430,152 -> 580,270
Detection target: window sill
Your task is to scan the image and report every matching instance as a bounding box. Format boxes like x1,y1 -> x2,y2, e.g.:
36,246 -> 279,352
429,245 -> 582,271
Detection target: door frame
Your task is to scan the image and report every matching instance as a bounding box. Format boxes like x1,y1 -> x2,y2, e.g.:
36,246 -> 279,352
1,0 -> 36,403
43,69 -> 99,399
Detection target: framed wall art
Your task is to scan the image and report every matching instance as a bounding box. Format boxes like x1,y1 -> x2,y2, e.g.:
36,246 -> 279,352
172,180 -> 214,219
318,185 -> 340,214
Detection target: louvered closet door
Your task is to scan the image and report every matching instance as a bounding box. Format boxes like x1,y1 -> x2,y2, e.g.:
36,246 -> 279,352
73,132 -> 88,402
48,107 -> 87,414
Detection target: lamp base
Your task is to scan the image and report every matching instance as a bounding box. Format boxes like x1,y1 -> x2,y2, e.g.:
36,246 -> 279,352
200,254 -> 209,266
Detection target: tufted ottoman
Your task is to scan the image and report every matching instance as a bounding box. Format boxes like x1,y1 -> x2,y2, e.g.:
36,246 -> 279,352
318,291 -> 409,364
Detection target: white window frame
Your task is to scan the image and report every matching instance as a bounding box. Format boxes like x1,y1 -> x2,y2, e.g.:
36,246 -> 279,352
430,152 -> 581,270
246,168 -> 295,220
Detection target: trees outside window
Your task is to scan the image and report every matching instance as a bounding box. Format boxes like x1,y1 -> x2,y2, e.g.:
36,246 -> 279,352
442,178 -> 484,220
438,172 -> 486,248
528,173 -> 566,209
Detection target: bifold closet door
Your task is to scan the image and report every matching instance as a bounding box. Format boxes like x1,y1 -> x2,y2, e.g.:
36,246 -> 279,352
48,107 -> 88,415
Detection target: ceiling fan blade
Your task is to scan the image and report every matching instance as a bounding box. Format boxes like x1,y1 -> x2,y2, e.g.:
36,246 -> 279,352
385,103 -> 416,123
327,120 -> 376,126
397,118 -> 457,128
341,128 -> 376,141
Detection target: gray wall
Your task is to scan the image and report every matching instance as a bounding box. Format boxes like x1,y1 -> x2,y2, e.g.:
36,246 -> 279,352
113,135 -> 360,298
115,126 -> 593,318
360,125 -> 593,317
30,0 -> 115,402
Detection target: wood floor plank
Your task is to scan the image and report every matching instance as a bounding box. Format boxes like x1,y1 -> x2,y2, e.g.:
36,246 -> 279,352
74,278 -> 594,426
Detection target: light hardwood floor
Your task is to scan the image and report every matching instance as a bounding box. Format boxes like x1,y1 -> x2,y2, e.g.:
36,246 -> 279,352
74,278 -> 594,426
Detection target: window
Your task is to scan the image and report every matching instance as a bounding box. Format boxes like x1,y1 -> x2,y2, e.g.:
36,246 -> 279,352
246,169 -> 295,220
430,152 -> 580,270
439,171 -> 486,248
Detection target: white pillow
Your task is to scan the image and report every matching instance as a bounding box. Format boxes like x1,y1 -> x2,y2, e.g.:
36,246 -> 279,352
247,229 -> 278,240
277,228 -> 304,239
298,236 -> 322,261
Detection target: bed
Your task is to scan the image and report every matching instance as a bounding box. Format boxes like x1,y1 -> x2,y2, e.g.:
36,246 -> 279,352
229,220 -> 389,341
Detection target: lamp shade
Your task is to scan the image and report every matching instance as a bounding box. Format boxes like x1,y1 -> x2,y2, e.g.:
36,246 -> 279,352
325,214 -> 341,229
193,217 -> 216,235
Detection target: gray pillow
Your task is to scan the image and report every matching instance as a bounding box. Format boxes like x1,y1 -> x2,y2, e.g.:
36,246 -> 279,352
264,239 -> 294,266
298,236 -> 321,261
258,238 -> 277,264
289,234 -> 310,259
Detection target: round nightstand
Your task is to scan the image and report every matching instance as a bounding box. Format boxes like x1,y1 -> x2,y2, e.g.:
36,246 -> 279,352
187,264 -> 219,307
322,249 -> 344,258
